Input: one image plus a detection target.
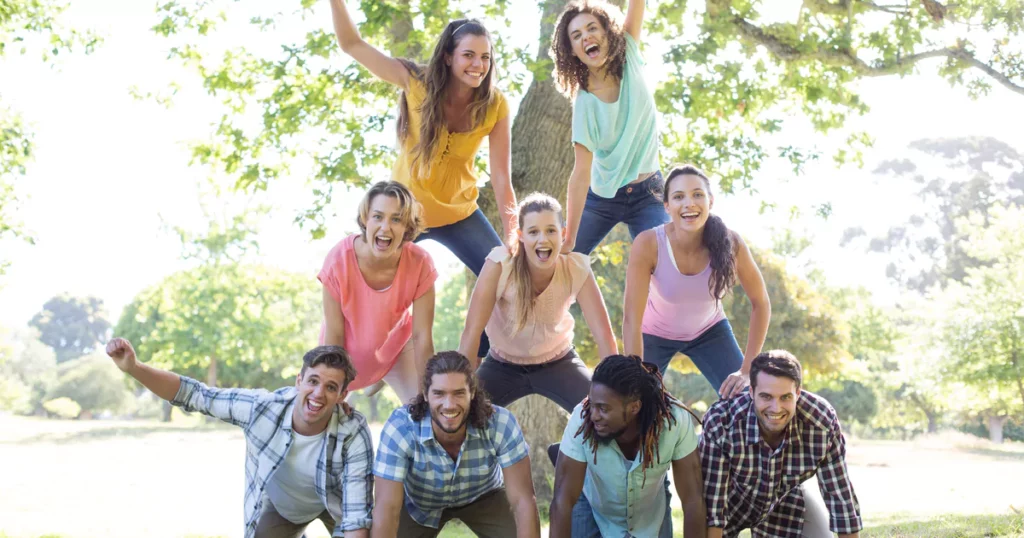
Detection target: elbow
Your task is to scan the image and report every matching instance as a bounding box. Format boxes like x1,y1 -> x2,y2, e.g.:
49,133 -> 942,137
338,37 -> 362,54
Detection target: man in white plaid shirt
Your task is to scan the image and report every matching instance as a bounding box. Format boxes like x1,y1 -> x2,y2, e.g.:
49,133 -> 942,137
106,337 -> 374,538
371,351 -> 541,538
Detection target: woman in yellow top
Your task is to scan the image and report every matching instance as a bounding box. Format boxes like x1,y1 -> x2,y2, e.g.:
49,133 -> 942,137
329,0 -> 518,280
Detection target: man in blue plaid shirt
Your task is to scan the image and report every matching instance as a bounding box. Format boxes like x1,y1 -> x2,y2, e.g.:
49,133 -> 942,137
700,350 -> 862,538
371,351 -> 541,538
106,337 -> 374,538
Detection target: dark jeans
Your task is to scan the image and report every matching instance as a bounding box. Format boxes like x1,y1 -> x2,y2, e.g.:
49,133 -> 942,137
254,497 -> 336,538
573,171 -> 669,255
397,487 -> 517,538
643,318 -> 745,395
415,209 -> 501,357
476,348 -> 591,413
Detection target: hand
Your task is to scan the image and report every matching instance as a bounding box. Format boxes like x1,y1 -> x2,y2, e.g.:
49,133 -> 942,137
560,237 -> 576,255
719,370 -> 750,399
106,337 -> 138,373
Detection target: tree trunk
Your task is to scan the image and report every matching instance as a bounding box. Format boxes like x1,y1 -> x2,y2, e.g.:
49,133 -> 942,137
987,415 -> 1008,444
1010,349 -> 1024,416
207,355 -> 218,387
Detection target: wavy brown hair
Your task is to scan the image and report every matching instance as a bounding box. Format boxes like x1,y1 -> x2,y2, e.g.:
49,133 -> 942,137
663,164 -> 737,302
356,180 -> 424,243
396,19 -> 497,177
551,0 -> 627,98
408,351 -> 494,429
507,193 -> 565,335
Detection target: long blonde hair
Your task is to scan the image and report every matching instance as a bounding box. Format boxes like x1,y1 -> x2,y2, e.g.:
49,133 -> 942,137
396,19 -> 497,177
507,193 -> 564,335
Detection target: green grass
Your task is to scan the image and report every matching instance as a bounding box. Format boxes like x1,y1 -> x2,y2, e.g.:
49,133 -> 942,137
862,512 -> 1024,537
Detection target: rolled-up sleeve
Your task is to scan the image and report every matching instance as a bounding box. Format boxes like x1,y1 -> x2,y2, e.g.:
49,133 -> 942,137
817,420 -> 862,534
336,417 -> 374,534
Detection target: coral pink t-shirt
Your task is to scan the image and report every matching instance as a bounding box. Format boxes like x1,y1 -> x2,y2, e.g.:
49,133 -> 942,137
317,235 -> 437,390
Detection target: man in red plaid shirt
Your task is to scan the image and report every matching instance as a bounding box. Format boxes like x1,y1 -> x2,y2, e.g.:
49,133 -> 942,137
699,350 -> 862,538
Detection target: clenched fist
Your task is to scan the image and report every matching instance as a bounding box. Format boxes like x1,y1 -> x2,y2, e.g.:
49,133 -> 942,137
106,337 -> 138,373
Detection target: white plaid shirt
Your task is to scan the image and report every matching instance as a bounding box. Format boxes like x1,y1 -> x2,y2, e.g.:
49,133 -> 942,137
373,405 -> 529,528
172,376 -> 374,538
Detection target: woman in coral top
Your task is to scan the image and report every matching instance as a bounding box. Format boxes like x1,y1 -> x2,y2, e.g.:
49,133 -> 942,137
318,181 -> 437,404
458,193 -> 617,412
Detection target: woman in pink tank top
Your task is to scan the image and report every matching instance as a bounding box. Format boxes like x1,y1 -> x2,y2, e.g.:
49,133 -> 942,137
318,181 -> 438,405
623,164 -> 771,398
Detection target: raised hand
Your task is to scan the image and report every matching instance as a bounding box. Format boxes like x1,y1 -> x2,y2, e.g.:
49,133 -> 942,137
106,337 -> 138,373
719,370 -> 750,399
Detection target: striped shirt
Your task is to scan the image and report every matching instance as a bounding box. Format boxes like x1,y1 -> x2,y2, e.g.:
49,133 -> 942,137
373,405 -> 529,528
171,376 -> 374,538
699,390 -> 862,537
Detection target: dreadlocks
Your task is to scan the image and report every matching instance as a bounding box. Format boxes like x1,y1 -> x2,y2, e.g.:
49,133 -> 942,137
576,354 -> 688,485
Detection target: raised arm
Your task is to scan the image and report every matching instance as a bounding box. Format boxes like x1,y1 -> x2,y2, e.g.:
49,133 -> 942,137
623,0 -> 646,42
411,285 -> 436,376
673,450 -> 708,538
322,285 -> 346,346
548,452 -> 587,538
489,114 -> 518,243
502,457 -> 541,538
329,0 -> 410,88
622,229 -> 657,356
106,338 -> 180,401
370,478 -> 405,538
577,272 -> 618,358
719,231 -> 770,398
562,143 -> 594,254
458,258 -> 502,366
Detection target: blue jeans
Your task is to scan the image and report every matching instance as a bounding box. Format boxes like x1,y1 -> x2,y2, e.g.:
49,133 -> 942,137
571,487 -> 673,538
643,318 -> 745,395
415,209 -> 501,356
573,171 -> 669,255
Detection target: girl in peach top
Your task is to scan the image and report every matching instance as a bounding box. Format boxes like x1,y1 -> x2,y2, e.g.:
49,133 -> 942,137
318,181 -> 437,405
458,193 -> 617,412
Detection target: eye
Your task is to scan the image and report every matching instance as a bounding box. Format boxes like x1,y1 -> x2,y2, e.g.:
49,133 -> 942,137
695,192 -> 704,198
392,217 -> 401,223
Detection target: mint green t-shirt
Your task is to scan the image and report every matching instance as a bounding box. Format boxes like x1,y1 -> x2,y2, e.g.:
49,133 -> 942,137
571,33 -> 660,198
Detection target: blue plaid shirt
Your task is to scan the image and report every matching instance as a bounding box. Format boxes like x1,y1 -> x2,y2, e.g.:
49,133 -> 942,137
373,405 -> 529,528
172,376 -> 374,538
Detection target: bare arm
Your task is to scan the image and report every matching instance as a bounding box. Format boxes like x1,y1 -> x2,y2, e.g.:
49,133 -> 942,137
719,232 -> 771,398
329,0 -> 410,88
549,452 -> 587,538
370,478 -> 405,538
411,286 -> 436,378
502,457 -> 541,538
458,258 -> 502,366
322,285 -> 346,347
106,338 -> 180,401
562,143 -> 594,254
577,272 -> 618,358
673,451 -> 708,538
489,114 -> 517,243
622,230 -> 657,357
623,0 -> 646,42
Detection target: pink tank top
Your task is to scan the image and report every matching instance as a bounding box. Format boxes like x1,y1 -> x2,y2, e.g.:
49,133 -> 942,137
641,224 -> 727,341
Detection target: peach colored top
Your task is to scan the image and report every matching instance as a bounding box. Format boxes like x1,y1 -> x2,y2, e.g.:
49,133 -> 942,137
318,235 -> 437,390
484,246 -> 592,365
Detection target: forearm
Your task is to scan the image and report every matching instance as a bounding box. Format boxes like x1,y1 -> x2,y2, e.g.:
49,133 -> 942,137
458,326 -> 483,367
681,497 -> 708,538
622,315 -> 644,357
564,169 -> 590,245
344,529 -> 369,538
548,497 -> 575,538
370,506 -> 400,538
708,528 -> 723,538
741,302 -> 770,372
413,332 -> 433,374
513,498 -> 541,538
126,362 -> 182,402
839,533 -> 860,538
329,0 -> 362,51
492,174 -> 517,241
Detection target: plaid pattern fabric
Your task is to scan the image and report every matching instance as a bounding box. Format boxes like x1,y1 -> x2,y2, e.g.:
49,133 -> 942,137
373,405 -> 529,528
172,376 -> 374,538
699,390 -> 862,538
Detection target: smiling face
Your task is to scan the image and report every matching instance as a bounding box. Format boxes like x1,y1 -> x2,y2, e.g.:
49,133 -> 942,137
293,364 -> 349,435
567,12 -> 609,71
587,383 -> 640,443
665,173 -> 713,232
364,193 -> 409,258
752,371 -> 799,441
427,372 -> 473,436
518,209 -> 564,269
446,33 -> 492,90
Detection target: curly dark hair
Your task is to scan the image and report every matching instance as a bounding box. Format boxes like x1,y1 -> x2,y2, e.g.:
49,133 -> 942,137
551,0 -> 627,98
663,164 -> 737,302
408,351 -> 494,430
576,355 -> 691,486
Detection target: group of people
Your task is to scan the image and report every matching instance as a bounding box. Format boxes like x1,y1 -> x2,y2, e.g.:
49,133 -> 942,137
104,0 -> 862,536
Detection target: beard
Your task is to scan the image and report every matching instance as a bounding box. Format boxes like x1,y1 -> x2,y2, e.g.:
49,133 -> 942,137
592,424 -> 628,444
430,407 -> 470,435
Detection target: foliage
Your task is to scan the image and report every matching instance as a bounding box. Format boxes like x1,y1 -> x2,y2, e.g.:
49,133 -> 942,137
46,353 -> 132,415
42,396 -> 81,419
28,294 -> 112,363
432,270 -> 469,353
816,379 -> 878,425
0,326 -> 57,414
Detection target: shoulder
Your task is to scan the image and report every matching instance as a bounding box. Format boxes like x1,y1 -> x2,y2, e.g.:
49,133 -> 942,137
489,405 -> 521,430
667,401 -> 696,433
335,408 -> 372,436
325,235 -> 357,264
798,390 -> 841,431
405,73 -> 427,100
565,252 -> 592,277
486,245 -> 513,265
633,226 -> 660,251
703,392 -> 750,434
403,241 -> 435,266
384,406 -> 416,432
623,32 -> 643,63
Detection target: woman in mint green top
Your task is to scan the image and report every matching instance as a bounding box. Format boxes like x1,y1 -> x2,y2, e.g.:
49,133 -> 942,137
552,0 -> 667,255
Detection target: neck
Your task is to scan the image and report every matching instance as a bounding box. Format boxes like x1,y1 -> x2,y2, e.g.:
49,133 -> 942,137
587,64 -> 613,89
614,421 -> 641,450
668,222 -> 705,253
432,422 -> 468,447
529,263 -> 557,293
759,426 -> 784,450
292,408 -> 330,437
447,82 -> 474,106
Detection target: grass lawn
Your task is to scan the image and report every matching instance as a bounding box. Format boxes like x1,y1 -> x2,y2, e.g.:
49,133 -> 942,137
2,414 -> 1023,537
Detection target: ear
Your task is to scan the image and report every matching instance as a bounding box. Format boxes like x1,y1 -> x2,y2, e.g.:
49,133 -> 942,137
627,398 -> 642,418
295,372 -> 303,389
709,194 -> 715,210
516,227 -> 523,243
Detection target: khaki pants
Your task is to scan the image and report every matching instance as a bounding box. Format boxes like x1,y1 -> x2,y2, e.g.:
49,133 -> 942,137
397,488 -> 517,538
255,497 -> 336,538
801,479 -> 833,538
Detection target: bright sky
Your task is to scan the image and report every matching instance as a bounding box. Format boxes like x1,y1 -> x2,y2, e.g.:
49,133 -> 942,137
1,0 -> 1021,328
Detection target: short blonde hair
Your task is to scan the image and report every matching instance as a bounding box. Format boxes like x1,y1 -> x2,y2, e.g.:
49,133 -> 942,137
356,181 -> 424,243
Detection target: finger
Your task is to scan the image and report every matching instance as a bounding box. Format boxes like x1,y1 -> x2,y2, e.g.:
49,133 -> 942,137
719,378 -> 733,398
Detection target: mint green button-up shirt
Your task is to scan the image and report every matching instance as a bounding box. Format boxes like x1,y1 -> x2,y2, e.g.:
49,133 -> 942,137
561,401 -> 697,537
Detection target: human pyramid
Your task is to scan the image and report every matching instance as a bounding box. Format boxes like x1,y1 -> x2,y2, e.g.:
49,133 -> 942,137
104,0 -> 863,536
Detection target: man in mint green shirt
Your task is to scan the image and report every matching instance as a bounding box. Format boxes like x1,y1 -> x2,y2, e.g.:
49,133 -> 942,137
549,355 -> 707,538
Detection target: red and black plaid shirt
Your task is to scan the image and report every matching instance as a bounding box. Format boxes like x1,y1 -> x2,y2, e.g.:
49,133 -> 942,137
699,390 -> 862,537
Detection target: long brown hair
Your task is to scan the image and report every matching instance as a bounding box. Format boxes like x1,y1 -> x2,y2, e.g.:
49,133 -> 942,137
551,0 -> 627,98
507,193 -> 564,335
663,164 -> 737,302
396,19 -> 497,177
408,351 -> 494,429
